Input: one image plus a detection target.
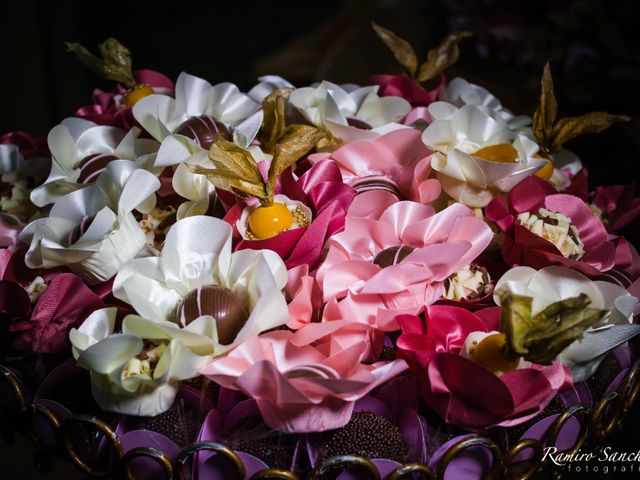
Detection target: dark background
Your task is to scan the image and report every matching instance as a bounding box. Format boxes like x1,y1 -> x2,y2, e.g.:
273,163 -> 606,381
1,0 -> 639,478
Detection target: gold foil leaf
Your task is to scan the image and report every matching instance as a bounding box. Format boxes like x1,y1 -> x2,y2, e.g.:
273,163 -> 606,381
208,138 -> 264,185
267,125 -> 325,197
550,112 -> 631,153
372,22 -> 418,78
416,31 -> 472,82
65,38 -> 135,87
258,89 -> 293,154
187,164 -> 267,201
532,62 -> 557,152
499,291 -> 604,365
533,62 -> 630,154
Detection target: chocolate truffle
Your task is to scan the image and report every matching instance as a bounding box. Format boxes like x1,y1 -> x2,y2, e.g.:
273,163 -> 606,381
373,245 -> 415,268
76,153 -> 120,184
67,215 -> 95,246
178,285 -> 249,345
175,115 -> 231,149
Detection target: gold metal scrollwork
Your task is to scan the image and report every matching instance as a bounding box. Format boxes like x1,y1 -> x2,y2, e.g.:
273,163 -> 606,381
118,446 -> 173,480
175,441 -> 247,480
437,436 -> 503,480
306,455 -> 381,480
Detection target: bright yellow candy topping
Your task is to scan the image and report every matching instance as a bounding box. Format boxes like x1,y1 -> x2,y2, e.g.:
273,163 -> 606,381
534,156 -> 555,180
472,143 -> 518,163
467,333 -> 519,375
123,84 -> 155,106
247,203 -> 293,240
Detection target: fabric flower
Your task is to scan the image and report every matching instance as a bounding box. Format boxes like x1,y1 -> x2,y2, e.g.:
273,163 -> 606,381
113,215 -> 289,356
200,329 -> 407,433
69,308 -> 209,416
133,72 -> 262,148
494,265 -> 640,381
0,144 -> 49,246
30,118 -> 159,207
486,176 -> 617,276
590,184 -> 640,234
439,77 -> 531,131
224,159 -> 356,270
74,69 -> 175,129
21,161 -> 160,284
288,81 -> 410,142
369,74 -> 444,107
247,75 -> 294,103
422,102 -> 546,207
308,128 -> 441,204
396,305 -> 571,430
316,190 -> 493,331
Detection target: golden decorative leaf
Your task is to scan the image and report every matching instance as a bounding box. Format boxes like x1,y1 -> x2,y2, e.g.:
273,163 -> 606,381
499,291 -> 604,365
532,62 -> 558,153
416,31 -> 472,82
267,125 -> 325,197
372,22 -> 418,78
208,138 -> 264,185
187,164 -> 268,201
257,89 -> 293,154
550,112 -> 631,153
65,38 -> 135,87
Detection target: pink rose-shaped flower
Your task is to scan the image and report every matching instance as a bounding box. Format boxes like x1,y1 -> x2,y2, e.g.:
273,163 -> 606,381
308,128 -> 441,204
75,70 -> 174,130
396,305 -> 572,430
486,176 -> 616,276
368,74 -> 445,108
224,159 -> 356,270
316,190 -> 493,332
200,329 -> 407,433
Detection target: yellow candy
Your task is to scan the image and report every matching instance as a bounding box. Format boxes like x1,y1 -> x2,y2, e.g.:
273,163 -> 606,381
122,84 -> 155,106
247,203 -> 293,240
472,143 -> 518,163
534,157 -> 555,180
468,333 -> 519,375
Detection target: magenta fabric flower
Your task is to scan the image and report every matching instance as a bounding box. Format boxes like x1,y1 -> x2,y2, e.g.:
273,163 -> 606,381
200,329 -> 407,433
316,190 -> 493,332
224,159 -> 356,270
396,305 -> 572,430
74,70 -> 174,129
308,128 -> 441,204
591,184 -> 640,234
368,74 -> 445,108
486,176 -> 616,276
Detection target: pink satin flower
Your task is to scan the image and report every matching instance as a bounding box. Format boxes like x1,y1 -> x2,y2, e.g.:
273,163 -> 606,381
591,184 -> 640,234
396,306 -> 572,430
368,74 -> 445,108
0,131 -> 49,159
75,70 -> 175,130
486,176 -> 616,276
308,129 -> 441,204
224,159 -> 356,270
200,329 -> 408,433
316,190 -> 493,332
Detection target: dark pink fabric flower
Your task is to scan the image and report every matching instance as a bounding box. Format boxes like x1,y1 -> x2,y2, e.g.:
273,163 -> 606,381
396,305 -> 572,430
75,70 -> 174,130
224,159 -> 356,270
486,176 -> 616,276
368,74 -> 445,108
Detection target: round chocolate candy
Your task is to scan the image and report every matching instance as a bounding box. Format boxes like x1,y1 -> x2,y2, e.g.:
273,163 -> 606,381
175,115 -> 231,149
76,153 -> 120,184
178,285 -> 249,345
373,245 -> 415,268
67,215 -> 95,246
346,117 -> 372,130
352,176 -> 402,198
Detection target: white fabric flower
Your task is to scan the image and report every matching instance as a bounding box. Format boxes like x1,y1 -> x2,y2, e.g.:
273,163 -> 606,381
440,77 -> 531,131
0,144 -> 49,227
422,102 -> 546,207
21,161 -> 160,284
69,308 -> 209,416
113,215 -> 289,356
247,75 -> 294,103
30,118 -> 158,207
495,266 -> 640,381
288,81 -> 410,141
133,72 -> 262,148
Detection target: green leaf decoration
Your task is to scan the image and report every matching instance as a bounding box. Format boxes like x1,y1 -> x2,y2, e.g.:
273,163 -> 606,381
499,292 -> 605,365
65,38 -> 135,87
